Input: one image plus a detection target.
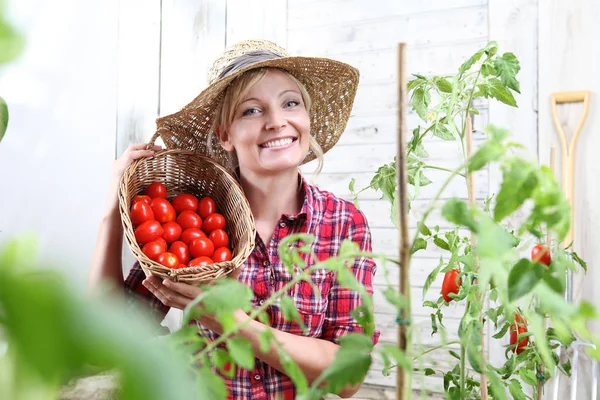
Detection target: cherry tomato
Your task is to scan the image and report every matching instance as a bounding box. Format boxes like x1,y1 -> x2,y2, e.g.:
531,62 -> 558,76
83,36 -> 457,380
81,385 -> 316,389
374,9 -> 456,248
189,237 -> 215,259
132,195 -> 152,206
135,221 -> 164,245
441,269 -> 461,303
169,241 -> 190,265
151,198 -> 176,223
172,194 -> 199,214
130,200 -> 155,226
198,197 -> 217,219
177,211 -> 203,230
209,229 -> 229,249
510,314 -> 529,354
157,252 -> 179,269
212,247 -> 232,263
142,239 -> 167,261
145,182 -> 167,199
180,228 -> 206,246
202,213 -> 226,234
156,237 -> 167,249
162,221 -> 182,243
175,264 -> 188,269
531,244 -> 551,266
189,256 -> 213,267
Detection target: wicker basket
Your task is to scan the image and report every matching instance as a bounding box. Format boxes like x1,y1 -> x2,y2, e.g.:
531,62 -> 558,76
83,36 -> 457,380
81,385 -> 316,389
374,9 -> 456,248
118,133 -> 256,286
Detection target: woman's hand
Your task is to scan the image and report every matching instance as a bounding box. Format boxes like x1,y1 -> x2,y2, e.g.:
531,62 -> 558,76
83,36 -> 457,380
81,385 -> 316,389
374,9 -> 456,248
104,143 -> 162,215
142,276 -> 245,334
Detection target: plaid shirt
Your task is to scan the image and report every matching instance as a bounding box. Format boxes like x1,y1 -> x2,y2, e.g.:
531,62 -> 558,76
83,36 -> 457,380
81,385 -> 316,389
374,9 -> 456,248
124,175 -> 380,399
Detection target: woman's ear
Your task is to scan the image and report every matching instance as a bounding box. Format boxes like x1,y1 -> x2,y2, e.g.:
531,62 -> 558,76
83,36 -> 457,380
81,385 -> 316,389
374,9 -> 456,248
216,126 -> 235,152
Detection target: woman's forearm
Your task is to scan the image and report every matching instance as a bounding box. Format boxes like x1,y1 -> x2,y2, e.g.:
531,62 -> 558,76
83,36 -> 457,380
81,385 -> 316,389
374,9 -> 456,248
236,315 -> 363,398
88,209 -> 125,292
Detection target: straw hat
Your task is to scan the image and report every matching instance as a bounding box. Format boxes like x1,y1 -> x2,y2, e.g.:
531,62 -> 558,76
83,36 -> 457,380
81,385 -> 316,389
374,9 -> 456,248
154,39 -> 360,167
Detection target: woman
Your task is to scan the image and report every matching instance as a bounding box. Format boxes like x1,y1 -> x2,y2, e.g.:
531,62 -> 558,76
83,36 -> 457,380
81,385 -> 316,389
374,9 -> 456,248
89,39 -> 379,399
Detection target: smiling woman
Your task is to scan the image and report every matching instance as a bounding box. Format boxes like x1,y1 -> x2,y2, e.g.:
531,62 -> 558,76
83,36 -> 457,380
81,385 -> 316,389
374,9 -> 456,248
89,39 -> 379,400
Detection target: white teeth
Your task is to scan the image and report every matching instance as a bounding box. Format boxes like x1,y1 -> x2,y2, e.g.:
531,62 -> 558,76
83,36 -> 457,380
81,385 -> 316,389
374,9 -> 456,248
262,138 -> 294,148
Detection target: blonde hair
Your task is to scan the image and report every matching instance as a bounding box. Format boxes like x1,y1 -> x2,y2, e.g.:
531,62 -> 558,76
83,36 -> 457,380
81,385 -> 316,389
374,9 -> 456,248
207,67 -> 324,177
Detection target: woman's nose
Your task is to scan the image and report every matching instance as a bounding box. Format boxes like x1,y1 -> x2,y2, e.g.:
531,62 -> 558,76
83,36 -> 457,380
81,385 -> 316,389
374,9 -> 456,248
265,109 -> 286,131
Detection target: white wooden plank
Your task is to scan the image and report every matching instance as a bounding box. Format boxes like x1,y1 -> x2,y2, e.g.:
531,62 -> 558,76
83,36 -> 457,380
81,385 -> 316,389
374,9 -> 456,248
116,0 -> 161,153
287,6 -> 487,56
225,0 -> 287,47
330,39 -> 489,85
288,0 -> 487,29
159,0 -> 226,116
374,312 -> 462,345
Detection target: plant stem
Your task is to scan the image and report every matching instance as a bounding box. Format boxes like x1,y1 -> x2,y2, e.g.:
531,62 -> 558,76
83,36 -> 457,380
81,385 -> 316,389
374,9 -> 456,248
423,165 -> 466,177
413,340 -> 461,361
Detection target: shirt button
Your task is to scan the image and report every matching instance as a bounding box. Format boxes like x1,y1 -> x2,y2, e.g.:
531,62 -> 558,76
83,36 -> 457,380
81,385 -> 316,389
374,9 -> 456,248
259,299 -> 265,306
254,374 -> 261,381
279,221 -> 287,228
262,260 -> 270,267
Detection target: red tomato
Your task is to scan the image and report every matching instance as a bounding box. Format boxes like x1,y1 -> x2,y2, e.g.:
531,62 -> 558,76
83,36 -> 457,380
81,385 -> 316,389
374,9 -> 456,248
510,314 -> 529,354
132,195 -> 152,206
169,241 -> 190,265
175,264 -> 188,269
189,237 -> 215,258
145,182 -> 167,199
162,221 -> 182,243
156,237 -> 167,249
135,221 -> 164,245
157,252 -> 179,269
212,247 -> 232,263
189,256 -> 213,267
441,269 -> 461,303
202,213 -> 226,234
198,197 -> 217,219
180,228 -> 206,246
130,200 -> 155,226
172,194 -> 199,214
151,198 -> 176,223
531,244 -> 551,266
177,211 -> 203,230
142,240 -> 167,261
209,229 -> 229,249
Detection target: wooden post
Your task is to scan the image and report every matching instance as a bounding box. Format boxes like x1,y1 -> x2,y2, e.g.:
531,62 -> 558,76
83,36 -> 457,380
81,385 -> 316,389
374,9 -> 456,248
396,42 -> 411,400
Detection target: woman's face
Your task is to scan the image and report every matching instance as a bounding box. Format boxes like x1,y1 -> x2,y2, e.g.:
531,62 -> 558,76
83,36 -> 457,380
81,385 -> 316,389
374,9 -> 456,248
219,68 -> 311,176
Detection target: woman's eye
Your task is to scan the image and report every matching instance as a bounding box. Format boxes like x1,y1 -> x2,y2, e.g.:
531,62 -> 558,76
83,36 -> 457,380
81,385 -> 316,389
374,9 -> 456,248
242,107 -> 260,116
285,100 -> 300,108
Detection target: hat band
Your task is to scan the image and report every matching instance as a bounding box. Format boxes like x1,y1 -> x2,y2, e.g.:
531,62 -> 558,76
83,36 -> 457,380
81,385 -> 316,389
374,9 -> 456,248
217,50 -> 284,81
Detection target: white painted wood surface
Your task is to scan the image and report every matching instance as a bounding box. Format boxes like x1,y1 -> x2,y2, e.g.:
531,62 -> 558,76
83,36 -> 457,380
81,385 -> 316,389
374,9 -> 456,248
538,0 -> 600,398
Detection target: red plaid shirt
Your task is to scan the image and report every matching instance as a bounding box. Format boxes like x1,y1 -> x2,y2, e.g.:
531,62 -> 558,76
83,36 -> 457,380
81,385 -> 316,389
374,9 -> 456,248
124,175 -> 380,399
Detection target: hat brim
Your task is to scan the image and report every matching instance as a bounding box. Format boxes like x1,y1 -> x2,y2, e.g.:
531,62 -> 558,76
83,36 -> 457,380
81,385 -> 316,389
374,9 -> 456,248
154,56 -> 360,169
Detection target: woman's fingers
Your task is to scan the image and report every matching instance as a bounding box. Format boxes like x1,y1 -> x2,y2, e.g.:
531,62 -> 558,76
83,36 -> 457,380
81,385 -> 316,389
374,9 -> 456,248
162,279 -> 203,299
143,276 -> 190,310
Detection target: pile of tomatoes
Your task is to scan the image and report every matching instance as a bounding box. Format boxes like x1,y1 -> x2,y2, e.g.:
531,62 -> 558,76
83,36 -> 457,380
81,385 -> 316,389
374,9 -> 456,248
130,182 -> 232,269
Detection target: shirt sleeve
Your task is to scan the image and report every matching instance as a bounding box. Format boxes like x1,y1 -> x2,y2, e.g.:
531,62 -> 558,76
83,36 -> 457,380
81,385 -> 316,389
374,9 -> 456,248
321,207 -> 381,346
123,261 -> 170,324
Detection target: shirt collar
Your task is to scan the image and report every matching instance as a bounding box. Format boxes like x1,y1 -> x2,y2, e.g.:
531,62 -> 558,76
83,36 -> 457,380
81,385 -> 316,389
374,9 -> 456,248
282,173 -> 315,223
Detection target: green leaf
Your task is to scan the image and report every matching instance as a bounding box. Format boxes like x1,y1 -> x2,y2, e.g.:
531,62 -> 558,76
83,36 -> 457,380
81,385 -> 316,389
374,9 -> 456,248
430,313 -> 438,335
493,52 -> 521,93
459,48 -> 485,75
486,368 -> 508,400
485,78 -> 518,107
411,237 -> 428,254
348,177 -> 356,193
424,368 -> 436,376
0,96 -> 7,143
492,322 -> 510,339
381,344 -> 410,370
423,300 -> 437,308
494,158 -> 538,221
316,334 -> 373,394
508,258 -> 545,302
422,257 -> 444,298
227,337 -> 255,370
432,121 -> 455,140
442,198 -> 479,232
568,250 -> 588,272
433,77 -> 453,93
280,295 -> 307,332
370,162 -> 396,203
259,329 -> 274,354
0,18 -> 26,64
411,86 -> 431,120
196,367 -> 229,400
433,236 -> 450,251
418,221 -> 432,236
449,350 -> 461,360
468,140 -> 504,172
519,366 -> 538,386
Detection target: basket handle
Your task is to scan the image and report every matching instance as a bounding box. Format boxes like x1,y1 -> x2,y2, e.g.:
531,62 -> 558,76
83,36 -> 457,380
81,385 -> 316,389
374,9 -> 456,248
146,130 -> 163,150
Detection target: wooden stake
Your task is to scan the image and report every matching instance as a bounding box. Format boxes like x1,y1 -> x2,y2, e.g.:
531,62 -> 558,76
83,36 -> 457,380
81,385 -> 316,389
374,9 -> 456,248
396,42 -> 411,400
